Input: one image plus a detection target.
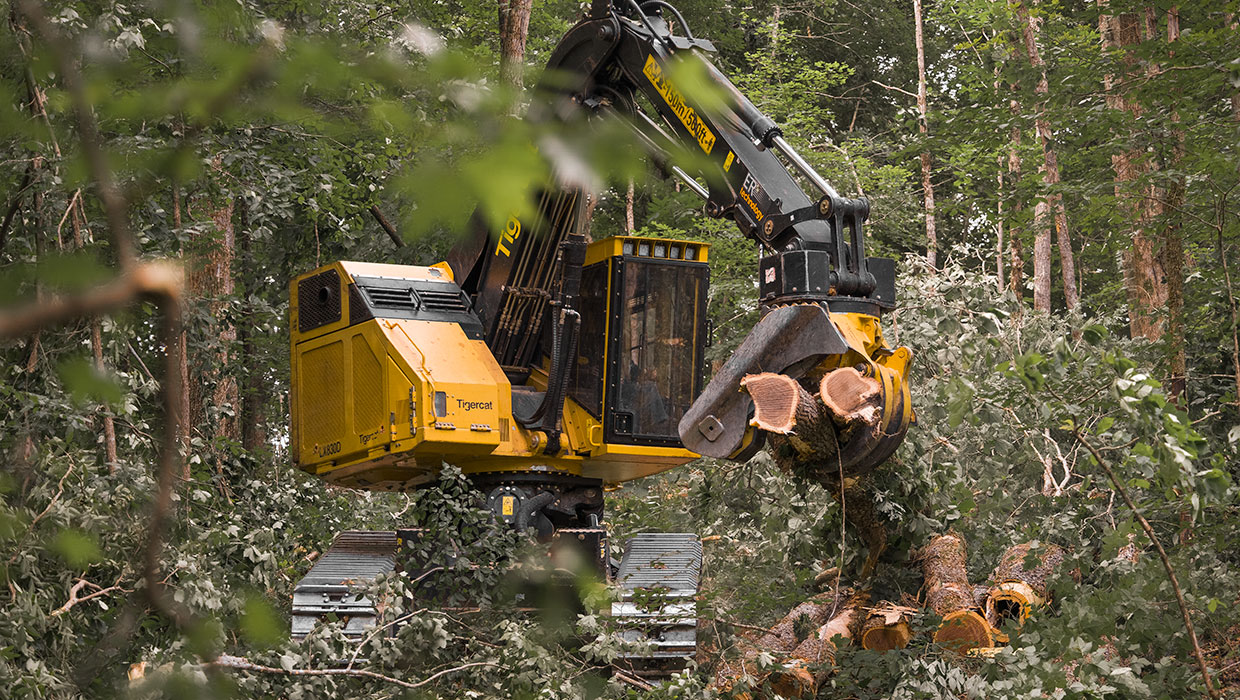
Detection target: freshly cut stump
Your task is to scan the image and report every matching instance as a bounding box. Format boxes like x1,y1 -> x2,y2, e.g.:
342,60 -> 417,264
920,533 -> 995,653
858,604 -> 915,651
984,542 -> 1068,629
766,592 -> 868,699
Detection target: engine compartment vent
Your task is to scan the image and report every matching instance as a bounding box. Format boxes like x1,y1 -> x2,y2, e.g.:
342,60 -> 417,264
419,288 -> 470,313
363,285 -> 418,311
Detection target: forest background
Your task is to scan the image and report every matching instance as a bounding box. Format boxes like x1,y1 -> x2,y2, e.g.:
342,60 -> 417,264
1,0 -> 1239,697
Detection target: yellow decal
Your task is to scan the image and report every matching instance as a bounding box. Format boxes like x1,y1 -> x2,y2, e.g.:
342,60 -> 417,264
502,495 -> 515,516
740,188 -> 764,221
643,55 -> 716,155
495,216 -> 522,256
724,151 -> 735,171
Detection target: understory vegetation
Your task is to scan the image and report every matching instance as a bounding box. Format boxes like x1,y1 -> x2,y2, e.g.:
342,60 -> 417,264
2,0 -> 1239,698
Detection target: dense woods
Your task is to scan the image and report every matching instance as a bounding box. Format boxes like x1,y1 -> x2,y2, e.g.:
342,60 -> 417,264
1,0 -> 1239,698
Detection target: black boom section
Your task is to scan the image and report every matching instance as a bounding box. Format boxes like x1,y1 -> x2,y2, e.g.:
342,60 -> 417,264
444,0 -> 896,374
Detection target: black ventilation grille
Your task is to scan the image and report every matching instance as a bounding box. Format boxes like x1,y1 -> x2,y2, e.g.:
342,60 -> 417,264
363,285 -> 419,311
418,288 -> 470,313
348,284 -> 374,324
348,274 -> 485,340
298,269 -> 342,333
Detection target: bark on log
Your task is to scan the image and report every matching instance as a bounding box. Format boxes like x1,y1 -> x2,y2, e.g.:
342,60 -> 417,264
708,589 -> 850,694
858,603 -> 915,651
742,372 -> 837,458
765,592 -> 869,699
920,533 -> 994,653
984,542 -> 1067,629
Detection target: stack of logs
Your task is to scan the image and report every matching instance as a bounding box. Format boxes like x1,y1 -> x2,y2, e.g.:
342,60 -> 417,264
704,369 -> 1071,696
705,534 -> 1069,697
919,533 -> 1069,654
708,589 -> 916,699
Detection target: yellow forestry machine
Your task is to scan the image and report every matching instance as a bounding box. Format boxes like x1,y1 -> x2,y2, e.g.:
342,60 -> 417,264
286,0 -> 912,673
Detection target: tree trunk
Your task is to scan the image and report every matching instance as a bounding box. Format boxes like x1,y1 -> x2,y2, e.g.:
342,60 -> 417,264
913,0 -> 937,270
1162,7 -> 1186,399
1006,95 -> 1025,299
236,198 -> 267,453
70,199 -> 119,471
983,542 -> 1067,629
173,185 -> 192,465
765,592 -> 869,698
624,180 -> 635,234
1032,198 -> 1052,312
708,588 -> 852,694
497,0 -> 534,108
1014,0 -> 1079,313
1099,2 -> 1169,342
920,533 -> 994,652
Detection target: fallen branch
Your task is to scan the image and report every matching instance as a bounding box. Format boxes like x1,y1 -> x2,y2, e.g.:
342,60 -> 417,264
51,576 -> 128,617
7,457 -> 74,564
210,655 -> 497,690
1073,428 -> 1220,700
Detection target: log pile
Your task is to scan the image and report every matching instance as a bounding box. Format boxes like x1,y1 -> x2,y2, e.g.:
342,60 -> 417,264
708,588 -> 852,694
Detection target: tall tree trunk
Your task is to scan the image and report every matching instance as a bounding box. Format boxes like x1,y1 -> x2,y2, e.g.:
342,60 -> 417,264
236,198 -> 267,453
172,185 -> 192,470
70,200 -> 119,470
1162,7 -> 1185,399
1014,0 -> 1078,313
186,191 -> 240,447
1099,2 -> 1168,342
913,0 -> 937,270
625,180 -> 635,234
1006,93 -> 1025,299
497,0 -> 533,110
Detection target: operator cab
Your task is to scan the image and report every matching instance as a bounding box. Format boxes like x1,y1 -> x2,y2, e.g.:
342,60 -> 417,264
570,236 -> 709,448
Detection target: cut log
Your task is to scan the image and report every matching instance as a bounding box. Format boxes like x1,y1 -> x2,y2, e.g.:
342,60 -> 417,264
708,589 -> 850,694
858,603 -> 915,651
818,367 -> 882,435
920,533 -> 995,653
766,592 -> 869,698
742,372 -> 837,458
984,542 -> 1068,629
935,609 -> 993,652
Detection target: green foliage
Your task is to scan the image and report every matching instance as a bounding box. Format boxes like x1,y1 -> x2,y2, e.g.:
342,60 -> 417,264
3,0 -> 1240,697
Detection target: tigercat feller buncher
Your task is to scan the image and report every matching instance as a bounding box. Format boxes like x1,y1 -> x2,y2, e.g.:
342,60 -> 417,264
287,0 -> 912,675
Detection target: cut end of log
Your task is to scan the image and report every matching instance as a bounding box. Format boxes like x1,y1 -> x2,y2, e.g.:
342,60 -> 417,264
766,662 -> 815,700
859,604 -> 915,651
985,580 -> 1042,628
933,609 -> 994,653
741,372 -> 804,434
819,368 -> 881,425
860,623 -> 912,651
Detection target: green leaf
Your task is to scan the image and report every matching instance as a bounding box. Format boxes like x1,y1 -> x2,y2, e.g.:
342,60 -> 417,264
57,357 -> 124,409
240,595 -> 285,648
52,530 -> 101,569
